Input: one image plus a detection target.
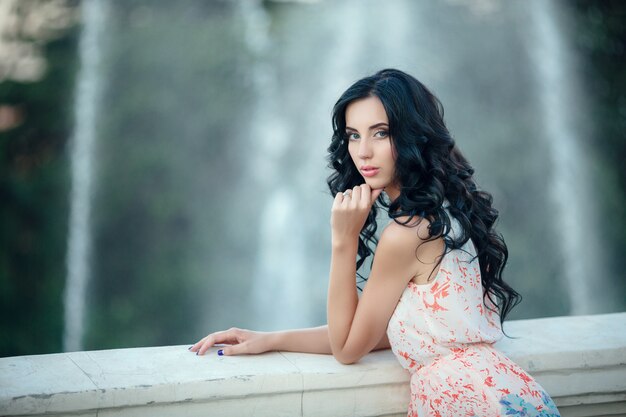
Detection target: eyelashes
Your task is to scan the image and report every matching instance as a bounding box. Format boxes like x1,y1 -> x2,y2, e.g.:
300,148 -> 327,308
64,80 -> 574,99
345,130 -> 389,141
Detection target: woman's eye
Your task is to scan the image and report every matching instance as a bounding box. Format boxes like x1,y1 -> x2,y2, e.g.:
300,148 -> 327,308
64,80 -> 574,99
346,132 -> 359,141
375,130 -> 389,138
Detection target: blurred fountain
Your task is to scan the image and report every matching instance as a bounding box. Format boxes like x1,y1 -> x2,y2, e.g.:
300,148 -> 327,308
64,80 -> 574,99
527,0 -> 609,315
67,0 -> 623,350
63,0 -> 107,352
238,0 -> 312,329
240,0 -> 372,330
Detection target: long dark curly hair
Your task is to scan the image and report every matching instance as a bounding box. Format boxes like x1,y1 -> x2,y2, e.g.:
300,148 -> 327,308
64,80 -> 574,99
326,68 -> 521,325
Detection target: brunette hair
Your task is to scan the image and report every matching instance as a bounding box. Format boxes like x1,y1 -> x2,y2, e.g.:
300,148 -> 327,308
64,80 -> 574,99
326,68 -> 521,324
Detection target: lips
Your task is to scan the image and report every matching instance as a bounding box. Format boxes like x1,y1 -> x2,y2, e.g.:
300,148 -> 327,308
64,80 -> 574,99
360,166 -> 380,177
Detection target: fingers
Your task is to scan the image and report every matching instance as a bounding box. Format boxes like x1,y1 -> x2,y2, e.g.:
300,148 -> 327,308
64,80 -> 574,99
189,336 -> 206,353
361,184 -> 371,206
331,184 -> 381,234
371,187 -> 383,204
333,190 -> 344,208
349,185 -> 361,207
190,328 -> 243,356
358,184 -> 381,208
219,342 -> 247,356
338,184 -> 378,208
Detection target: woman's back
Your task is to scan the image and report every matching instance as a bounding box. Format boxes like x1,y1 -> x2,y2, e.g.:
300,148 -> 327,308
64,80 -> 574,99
386,211 -> 560,416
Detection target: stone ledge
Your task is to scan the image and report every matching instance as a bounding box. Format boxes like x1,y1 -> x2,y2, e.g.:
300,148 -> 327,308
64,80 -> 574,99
1,312 -> 625,416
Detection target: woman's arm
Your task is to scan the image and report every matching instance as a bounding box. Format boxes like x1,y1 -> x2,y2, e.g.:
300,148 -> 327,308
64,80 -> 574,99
191,324 -> 391,356
272,325 -> 331,354
328,185 -> 384,361
272,324 -> 391,354
328,186 -> 437,365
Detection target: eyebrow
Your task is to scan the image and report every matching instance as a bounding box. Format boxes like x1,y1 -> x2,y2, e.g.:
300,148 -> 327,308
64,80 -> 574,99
345,122 -> 389,132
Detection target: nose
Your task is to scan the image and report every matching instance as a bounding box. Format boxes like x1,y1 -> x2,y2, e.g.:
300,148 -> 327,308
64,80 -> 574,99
357,137 -> 373,159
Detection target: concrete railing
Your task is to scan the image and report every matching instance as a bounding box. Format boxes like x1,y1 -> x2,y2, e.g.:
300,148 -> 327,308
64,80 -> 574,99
1,312 -> 625,417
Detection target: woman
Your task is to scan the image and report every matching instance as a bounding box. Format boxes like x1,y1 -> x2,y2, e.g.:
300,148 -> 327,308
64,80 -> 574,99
190,68 -> 561,416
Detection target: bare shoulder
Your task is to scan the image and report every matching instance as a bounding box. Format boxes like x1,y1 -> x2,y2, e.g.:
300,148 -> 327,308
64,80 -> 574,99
378,215 -> 445,284
375,215 -> 432,260
380,215 -> 431,246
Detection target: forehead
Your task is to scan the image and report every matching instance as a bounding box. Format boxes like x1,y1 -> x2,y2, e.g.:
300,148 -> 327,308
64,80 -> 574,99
345,96 -> 388,128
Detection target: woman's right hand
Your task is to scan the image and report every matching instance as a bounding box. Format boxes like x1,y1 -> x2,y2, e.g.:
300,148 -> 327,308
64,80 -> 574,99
189,327 -> 275,356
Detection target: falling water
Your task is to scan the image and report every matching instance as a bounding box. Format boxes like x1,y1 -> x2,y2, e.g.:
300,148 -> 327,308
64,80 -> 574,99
528,1 -> 607,315
63,0 -> 107,352
238,0 -> 375,330
238,0 -> 311,330
59,0 -> 623,349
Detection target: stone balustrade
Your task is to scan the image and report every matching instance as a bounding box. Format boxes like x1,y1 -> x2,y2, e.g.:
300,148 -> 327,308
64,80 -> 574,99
1,312 -> 625,416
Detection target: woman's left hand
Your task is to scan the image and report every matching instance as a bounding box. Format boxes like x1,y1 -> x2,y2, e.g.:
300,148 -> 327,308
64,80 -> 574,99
331,184 -> 383,246
190,327 -> 274,356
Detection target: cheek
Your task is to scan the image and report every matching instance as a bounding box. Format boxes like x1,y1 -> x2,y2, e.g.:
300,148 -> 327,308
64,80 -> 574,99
381,143 -> 395,163
348,144 -> 358,162
386,151 -> 398,176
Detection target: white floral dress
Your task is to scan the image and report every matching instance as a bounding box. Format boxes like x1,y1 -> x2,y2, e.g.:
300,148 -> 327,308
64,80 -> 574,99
386,213 -> 560,417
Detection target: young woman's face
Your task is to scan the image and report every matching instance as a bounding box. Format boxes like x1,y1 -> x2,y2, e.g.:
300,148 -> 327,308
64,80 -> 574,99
345,95 -> 400,199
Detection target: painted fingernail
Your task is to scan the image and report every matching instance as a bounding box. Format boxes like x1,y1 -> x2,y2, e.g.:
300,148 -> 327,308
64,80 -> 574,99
188,346 -> 193,350
196,351 -> 200,356
217,349 -> 224,356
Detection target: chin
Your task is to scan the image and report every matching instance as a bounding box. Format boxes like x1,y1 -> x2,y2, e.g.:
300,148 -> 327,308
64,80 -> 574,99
362,177 -> 391,191
363,179 -> 381,189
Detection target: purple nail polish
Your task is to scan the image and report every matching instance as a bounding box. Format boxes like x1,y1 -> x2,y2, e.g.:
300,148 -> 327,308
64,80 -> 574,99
217,349 -> 224,356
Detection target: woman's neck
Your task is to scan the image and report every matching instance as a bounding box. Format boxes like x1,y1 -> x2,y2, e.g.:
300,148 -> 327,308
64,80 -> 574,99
383,183 -> 401,201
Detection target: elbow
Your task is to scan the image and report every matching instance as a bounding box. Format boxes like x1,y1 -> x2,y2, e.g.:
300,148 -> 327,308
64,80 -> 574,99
334,355 -> 357,365
332,350 -> 360,365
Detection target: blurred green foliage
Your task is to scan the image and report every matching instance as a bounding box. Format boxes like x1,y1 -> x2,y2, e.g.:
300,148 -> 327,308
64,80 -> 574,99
0,28 -> 79,356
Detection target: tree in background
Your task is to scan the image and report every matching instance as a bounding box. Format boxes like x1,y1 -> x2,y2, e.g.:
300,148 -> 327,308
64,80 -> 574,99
0,0 -> 79,356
